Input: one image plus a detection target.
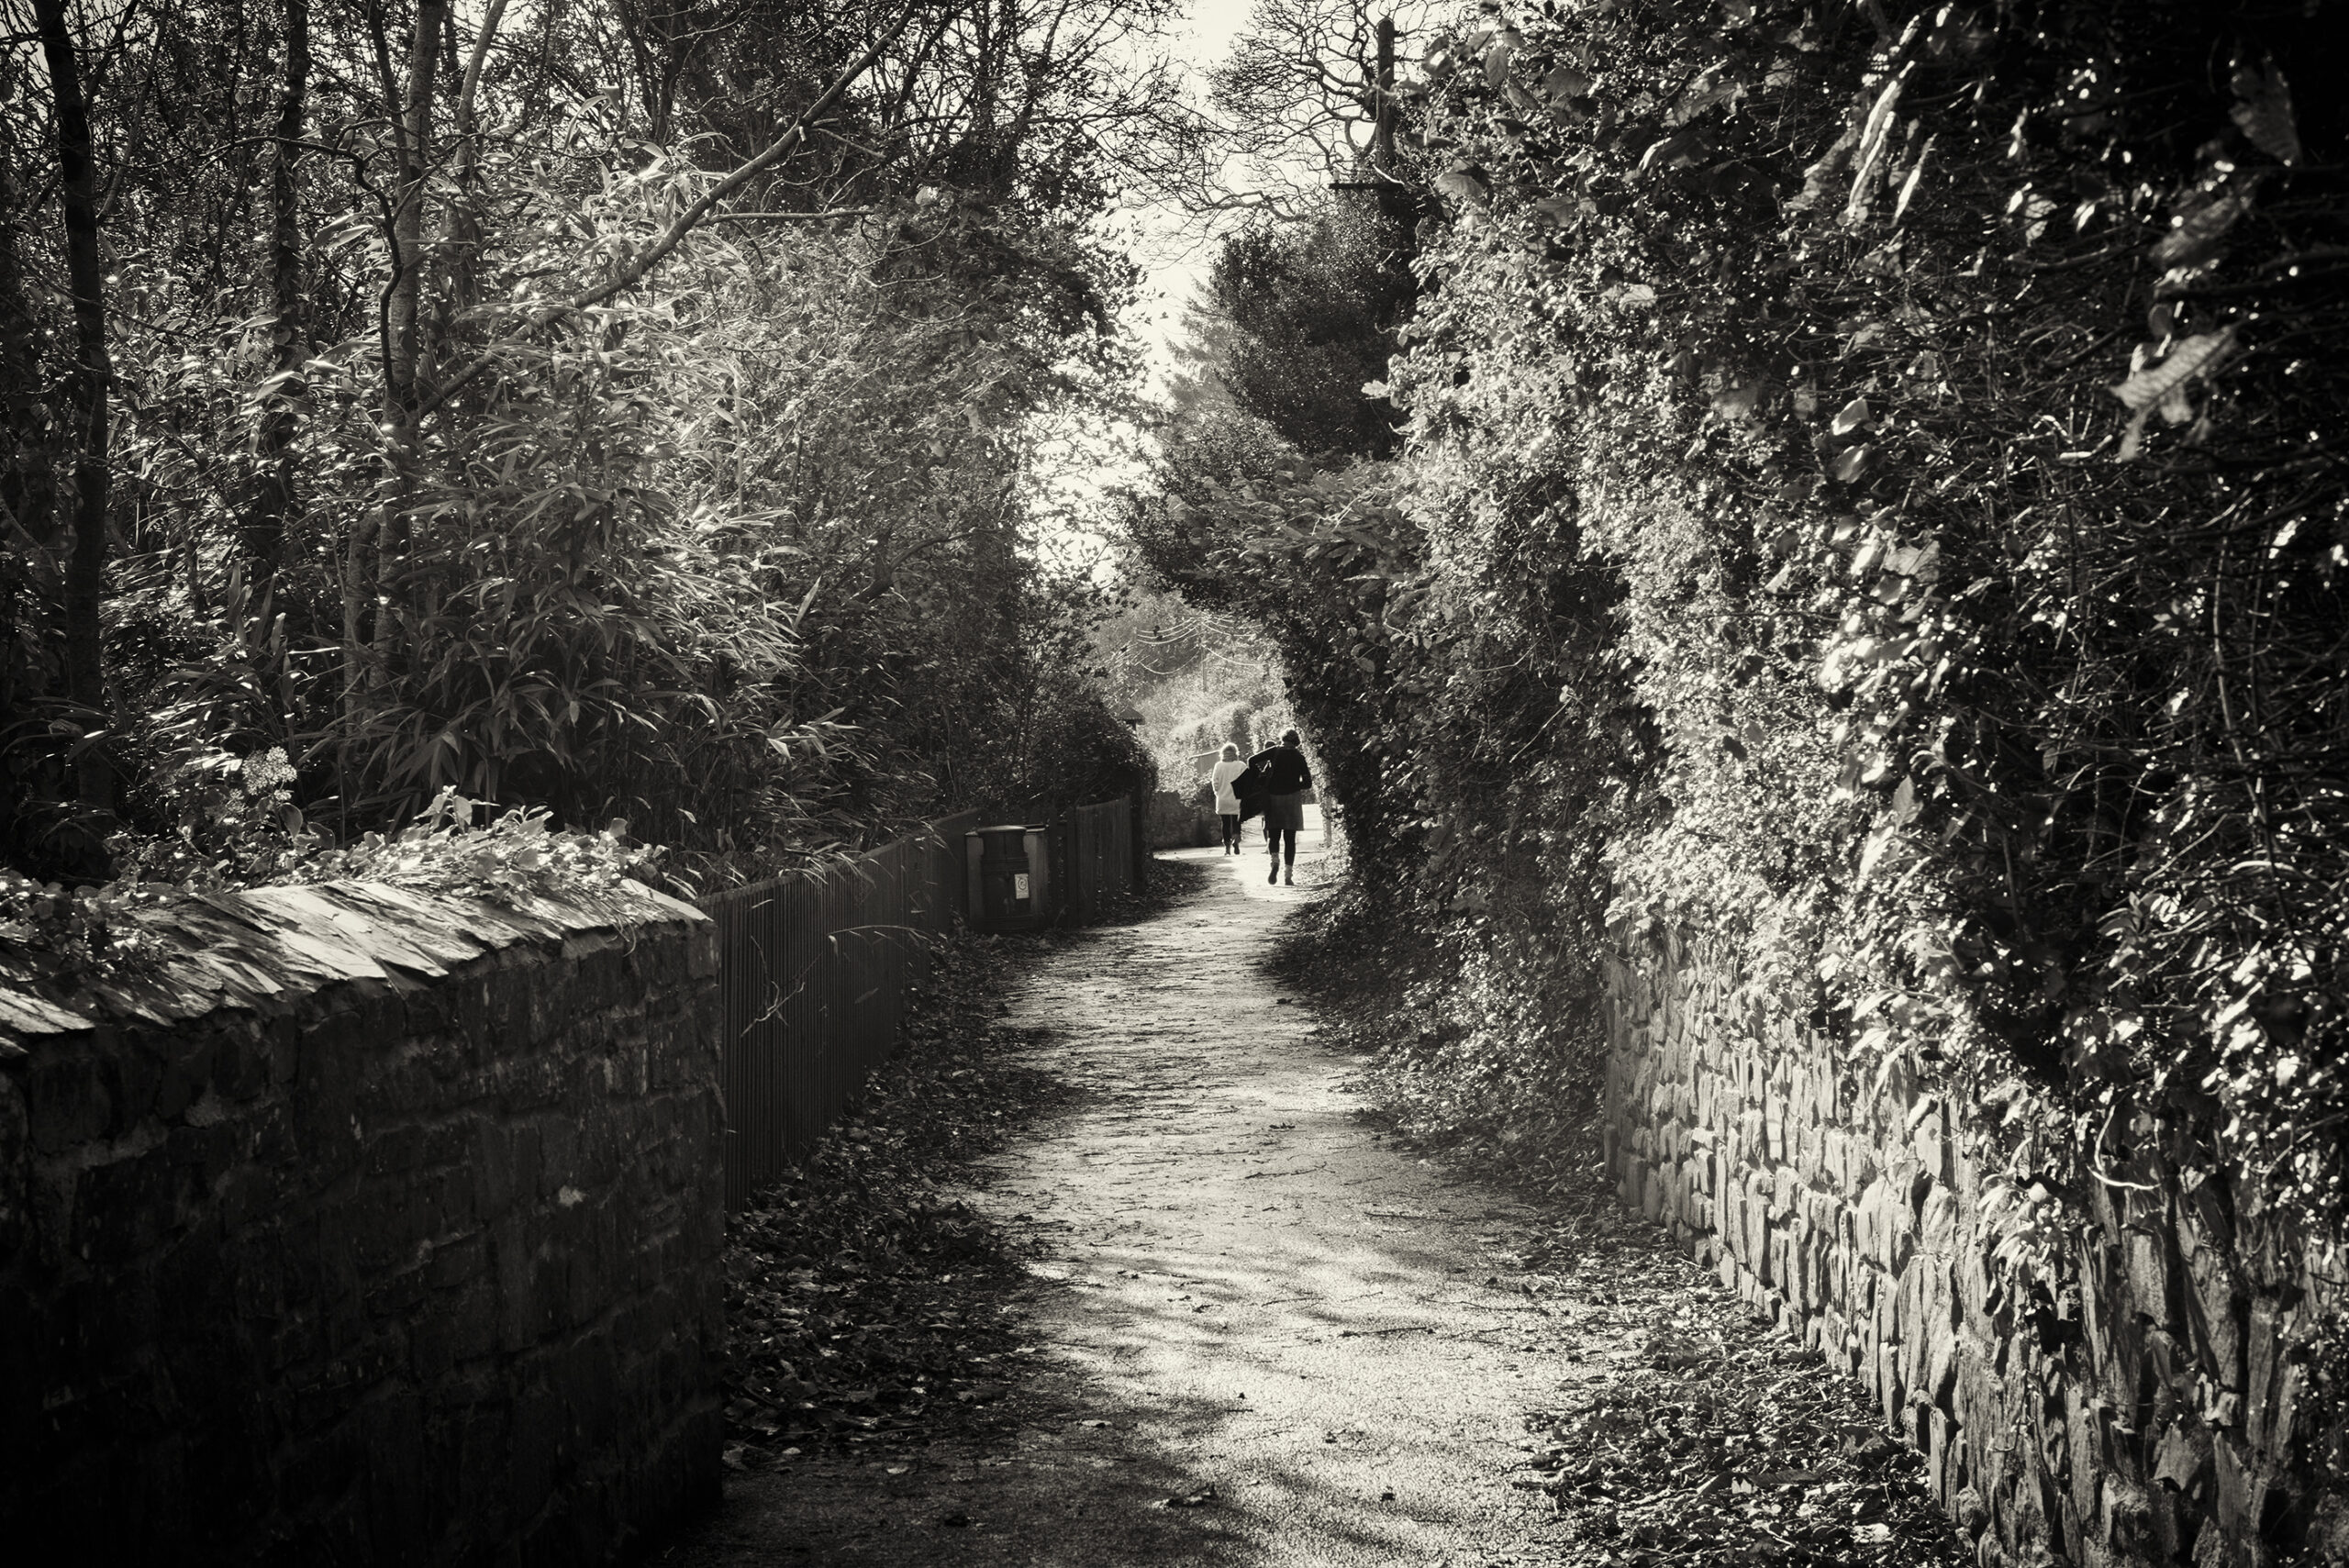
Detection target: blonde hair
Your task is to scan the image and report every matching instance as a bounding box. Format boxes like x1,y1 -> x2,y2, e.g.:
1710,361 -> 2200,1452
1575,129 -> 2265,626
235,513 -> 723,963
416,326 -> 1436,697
1220,742 -> 1240,759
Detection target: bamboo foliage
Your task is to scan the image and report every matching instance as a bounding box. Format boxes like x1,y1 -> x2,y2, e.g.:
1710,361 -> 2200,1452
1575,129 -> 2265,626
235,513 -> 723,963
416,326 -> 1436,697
0,0 -> 1175,884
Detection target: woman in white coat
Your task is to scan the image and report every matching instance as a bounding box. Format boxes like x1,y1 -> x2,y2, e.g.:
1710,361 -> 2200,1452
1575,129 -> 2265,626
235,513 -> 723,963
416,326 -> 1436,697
1209,742 -> 1250,854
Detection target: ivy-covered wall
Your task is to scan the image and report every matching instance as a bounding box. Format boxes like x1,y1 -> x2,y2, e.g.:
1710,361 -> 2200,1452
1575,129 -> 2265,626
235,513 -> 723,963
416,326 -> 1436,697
1607,929 -> 2345,1568
0,880 -> 723,1564
1138,12 -> 2346,1557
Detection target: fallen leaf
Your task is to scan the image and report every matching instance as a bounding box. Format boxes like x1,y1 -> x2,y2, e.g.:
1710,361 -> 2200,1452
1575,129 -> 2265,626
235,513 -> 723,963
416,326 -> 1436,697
2230,61 -> 2301,166
2110,328 -> 2237,413
2154,184 -> 2252,268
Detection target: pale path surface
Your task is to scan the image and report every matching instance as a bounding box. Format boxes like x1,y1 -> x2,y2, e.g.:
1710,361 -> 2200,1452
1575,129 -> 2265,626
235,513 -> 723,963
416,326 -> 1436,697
663,817 -> 1591,1566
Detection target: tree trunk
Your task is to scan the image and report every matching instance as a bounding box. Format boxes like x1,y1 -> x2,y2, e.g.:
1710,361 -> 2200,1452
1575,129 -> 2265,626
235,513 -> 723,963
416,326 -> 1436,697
0,115 -> 50,788
247,0 -> 311,600
369,0 -> 447,755
34,0 -> 113,807
386,0 -> 447,410
0,97 -> 55,551
448,0 -> 510,317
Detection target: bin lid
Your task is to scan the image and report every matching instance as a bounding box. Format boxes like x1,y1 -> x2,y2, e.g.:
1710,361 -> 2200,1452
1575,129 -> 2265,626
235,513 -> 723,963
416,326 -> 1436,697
972,823 -> 1033,836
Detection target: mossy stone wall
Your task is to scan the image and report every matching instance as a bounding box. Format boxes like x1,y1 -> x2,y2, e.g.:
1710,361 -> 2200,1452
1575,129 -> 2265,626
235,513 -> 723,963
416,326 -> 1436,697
0,881 -> 724,1564
1605,929 -> 2345,1568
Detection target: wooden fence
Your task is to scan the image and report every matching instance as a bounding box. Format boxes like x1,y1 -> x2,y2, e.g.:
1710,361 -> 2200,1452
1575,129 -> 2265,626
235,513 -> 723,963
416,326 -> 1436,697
701,810 -> 976,1207
1063,796 -> 1137,923
700,798 -> 1138,1207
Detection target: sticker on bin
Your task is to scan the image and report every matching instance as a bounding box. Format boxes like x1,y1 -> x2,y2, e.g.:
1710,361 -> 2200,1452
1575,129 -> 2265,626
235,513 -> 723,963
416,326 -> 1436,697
1014,873 -> 1030,900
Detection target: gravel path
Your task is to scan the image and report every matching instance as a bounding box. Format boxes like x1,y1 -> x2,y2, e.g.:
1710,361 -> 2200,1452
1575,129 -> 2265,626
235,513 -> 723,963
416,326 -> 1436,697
662,827 -> 1620,1565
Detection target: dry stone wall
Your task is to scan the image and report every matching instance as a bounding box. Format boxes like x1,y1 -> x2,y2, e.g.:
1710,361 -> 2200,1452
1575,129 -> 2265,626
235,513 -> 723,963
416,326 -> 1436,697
1604,928 -> 2347,1568
0,879 -> 724,1564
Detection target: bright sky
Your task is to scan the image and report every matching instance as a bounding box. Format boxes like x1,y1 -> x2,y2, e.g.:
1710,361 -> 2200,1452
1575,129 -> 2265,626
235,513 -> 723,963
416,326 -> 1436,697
1024,0 -> 1367,573
1122,0 -> 1260,363
1112,0 -> 1353,375
1015,0 -> 1250,572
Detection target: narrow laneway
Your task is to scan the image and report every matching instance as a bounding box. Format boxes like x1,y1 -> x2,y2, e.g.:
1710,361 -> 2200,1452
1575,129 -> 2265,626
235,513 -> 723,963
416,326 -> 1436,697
666,817 -> 1613,1565
662,817 -> 1607,1558
959,828 -> 1575,1562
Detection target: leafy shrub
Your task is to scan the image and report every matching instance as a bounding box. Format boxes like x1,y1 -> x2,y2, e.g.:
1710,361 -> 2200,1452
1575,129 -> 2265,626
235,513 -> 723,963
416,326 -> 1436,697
298,788 -> 670,911
1144,0 -> 2346,1237
108,744 -> 317,888
4,6 -> 1162,893
0,873 -> 179,992
0,785 -> 667,1000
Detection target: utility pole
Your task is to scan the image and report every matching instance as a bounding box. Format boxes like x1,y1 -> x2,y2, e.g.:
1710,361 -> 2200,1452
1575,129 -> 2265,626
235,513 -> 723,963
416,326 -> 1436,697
1371,14 -> 1419,236
1374,15 -> 1397,177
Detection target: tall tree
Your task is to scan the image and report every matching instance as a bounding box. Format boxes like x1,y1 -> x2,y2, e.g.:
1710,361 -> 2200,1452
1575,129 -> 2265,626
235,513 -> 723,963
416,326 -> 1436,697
32,0 -> 111,806
2,0 -> 1182,884
1205,196 -> 1413,461
245,0 -> 310,598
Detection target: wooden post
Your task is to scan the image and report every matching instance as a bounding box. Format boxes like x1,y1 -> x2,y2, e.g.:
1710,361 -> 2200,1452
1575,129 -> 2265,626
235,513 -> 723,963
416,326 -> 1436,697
1374,15 -> 1397,175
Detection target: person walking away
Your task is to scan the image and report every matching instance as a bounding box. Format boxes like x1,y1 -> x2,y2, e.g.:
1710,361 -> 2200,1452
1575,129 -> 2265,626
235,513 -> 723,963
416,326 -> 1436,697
1209,743 -> 1249,854
1250,730 -> 1312,885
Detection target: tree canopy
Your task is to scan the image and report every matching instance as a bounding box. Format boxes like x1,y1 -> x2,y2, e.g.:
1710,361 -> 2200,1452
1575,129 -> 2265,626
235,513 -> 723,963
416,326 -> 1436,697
1,0 -> 1169,892
1136,0 -> 2346,1239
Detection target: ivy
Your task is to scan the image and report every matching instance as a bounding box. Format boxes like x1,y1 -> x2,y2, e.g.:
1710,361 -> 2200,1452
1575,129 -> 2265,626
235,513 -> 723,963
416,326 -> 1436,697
1399,0 -> 2344,1222
0,873 -> 181,992
1144,0 -> 2344,1252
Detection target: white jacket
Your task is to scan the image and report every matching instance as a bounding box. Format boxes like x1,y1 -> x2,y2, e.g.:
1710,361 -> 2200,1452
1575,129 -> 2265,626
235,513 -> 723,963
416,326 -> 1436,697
1210,759 -> 1249,814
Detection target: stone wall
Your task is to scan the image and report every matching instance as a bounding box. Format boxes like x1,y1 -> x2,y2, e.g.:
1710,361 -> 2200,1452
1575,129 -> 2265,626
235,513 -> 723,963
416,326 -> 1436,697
1603,927 -> 2347,1568
0,879 -> 725,1564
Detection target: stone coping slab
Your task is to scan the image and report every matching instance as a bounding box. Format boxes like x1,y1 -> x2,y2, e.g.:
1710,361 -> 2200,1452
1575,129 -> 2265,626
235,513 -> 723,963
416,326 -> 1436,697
0,877 -> 706,1044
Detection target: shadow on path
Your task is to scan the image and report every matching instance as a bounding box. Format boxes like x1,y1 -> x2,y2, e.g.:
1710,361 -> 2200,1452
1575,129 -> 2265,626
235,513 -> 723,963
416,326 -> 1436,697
660,825 -> 1590,1566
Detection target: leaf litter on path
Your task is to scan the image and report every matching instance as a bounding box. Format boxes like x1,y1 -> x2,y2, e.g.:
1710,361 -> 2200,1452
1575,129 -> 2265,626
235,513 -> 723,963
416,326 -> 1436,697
718,934 -> 1071,1470
1268,901 -> 1967,1567
1507,1233 -> 1964,1566
718,862 -> 1208,1474
723,858 -> 1960,1563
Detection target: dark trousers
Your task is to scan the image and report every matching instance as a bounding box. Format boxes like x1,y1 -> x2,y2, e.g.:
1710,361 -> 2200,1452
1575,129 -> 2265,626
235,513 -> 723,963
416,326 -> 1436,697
1219,813 -> 1241,850
1266,826 -> 1297,863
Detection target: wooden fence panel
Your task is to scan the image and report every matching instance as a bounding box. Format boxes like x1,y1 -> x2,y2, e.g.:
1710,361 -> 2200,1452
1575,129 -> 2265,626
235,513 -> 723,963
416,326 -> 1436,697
1063,796 -> 1133,924
702,811 -> 979,1207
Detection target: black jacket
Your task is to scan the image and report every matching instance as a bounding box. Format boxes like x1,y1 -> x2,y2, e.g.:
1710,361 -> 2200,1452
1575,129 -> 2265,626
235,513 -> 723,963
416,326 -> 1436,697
1249,745 -> 1312,795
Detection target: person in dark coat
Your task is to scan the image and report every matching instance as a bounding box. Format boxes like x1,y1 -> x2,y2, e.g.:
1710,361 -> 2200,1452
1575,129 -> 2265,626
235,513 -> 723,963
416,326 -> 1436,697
1249,729 -> 1312,885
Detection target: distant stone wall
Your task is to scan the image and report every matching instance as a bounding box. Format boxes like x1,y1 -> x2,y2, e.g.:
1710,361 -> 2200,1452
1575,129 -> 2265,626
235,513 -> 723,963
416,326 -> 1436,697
1604,928 -> 2346,1568
0,880 -> 724,1563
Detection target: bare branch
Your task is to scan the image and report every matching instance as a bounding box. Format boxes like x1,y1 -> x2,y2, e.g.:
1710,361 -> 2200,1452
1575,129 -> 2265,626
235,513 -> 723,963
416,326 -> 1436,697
414,1 -> 946,425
